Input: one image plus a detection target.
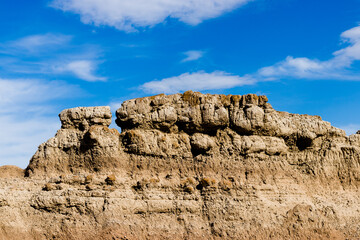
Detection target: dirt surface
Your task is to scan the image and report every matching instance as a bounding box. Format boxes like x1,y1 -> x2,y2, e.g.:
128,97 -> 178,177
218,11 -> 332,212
0,165 -> 24,179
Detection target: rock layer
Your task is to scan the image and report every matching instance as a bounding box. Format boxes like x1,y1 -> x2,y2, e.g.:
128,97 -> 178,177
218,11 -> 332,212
116,92 -> 343,139
1,91 -> 360,240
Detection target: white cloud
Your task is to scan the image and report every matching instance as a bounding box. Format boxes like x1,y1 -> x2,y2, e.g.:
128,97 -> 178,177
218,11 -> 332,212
140,25 -> 360,94
1,33 -> 72,55
54,60 -> 107,82
50,0 -> 253,32
181,50 -> 205,62
0,79 -> 75,111
141,71 -> 254,94
0,115 -> 60,168
338,124 -> 360,135
0,34 -> 106,82
0,78 -> 80,168
256,25 -> 360,81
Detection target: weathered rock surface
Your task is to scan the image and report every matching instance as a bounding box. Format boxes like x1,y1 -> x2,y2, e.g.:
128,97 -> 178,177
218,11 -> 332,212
1,91 -> 360,240
116,92 -> 344,139
25,106 -> 126,177
60,106 -> 112,130
0,165 -> 24,179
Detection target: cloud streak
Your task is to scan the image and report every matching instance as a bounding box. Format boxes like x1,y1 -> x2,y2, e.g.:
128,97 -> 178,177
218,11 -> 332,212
0,78 -> 81,168
256,25 -> 360,81
2,33 -> 72,55
141,24 -> 360,94
51,0 -> 254,32
0,78 -> 79,111
54,60 -> 107,82
141,71 -> 253,93
0,34 -> 105,167
0,115 -> 60,168
338,123 -> 360,135
0,34 -> 106,82
181,50 -> 205,62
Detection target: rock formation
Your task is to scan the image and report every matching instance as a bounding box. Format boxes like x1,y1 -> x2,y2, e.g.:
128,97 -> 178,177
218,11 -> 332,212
1,91 -> 360,239
25,106 -> 125,177
0,165 -> 24,179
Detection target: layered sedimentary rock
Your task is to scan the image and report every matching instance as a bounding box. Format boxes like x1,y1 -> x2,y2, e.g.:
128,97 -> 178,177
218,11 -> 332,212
1,91 -> 360,240
116,92 -> 341,138
25,106 -> 125,177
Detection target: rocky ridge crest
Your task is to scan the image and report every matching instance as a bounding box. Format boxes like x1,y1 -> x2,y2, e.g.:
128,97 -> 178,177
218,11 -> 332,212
1,91 -> 359,239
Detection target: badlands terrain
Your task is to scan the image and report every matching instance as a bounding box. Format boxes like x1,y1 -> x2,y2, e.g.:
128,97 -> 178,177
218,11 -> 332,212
0,91 -> 359,239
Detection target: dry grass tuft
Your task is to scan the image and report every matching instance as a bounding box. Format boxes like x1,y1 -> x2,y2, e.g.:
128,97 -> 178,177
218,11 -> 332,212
200,177 -> 216,188
85,175 -> 93,184
105,174 -> 116,185
183,185 -> 195,194
43,183 -> 56,191
180,177 -> 197,194
219,179 -> 233,191
180,177 -> 196,186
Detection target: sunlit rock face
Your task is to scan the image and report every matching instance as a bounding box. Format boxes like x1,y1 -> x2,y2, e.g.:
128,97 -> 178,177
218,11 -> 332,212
25,106 -> 125,177
117,91 -> 343,139
1,91 -> 359,240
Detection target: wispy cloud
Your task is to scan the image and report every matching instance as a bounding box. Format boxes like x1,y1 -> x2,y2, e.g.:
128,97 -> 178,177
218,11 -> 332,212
0,115 -> 60,168
256,25 -> 360,81
141,24 -> 360,94
0,78 -> 81,168
50,0 -> 254,32
181,50 -> 205,62
53,60 -> 107,82
338,124 -> 360,135
2,33 -> 72,55
0,34 -> 105,166
141,71 -> 253,93
0,78 -> 77,112
0,33 -> 106,82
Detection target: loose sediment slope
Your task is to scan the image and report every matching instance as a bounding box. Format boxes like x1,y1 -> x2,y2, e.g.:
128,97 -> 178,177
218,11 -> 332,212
1,91 -> 359,239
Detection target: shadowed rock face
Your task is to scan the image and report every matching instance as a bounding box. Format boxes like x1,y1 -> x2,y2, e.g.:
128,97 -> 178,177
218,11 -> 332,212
1,92 -> 360,240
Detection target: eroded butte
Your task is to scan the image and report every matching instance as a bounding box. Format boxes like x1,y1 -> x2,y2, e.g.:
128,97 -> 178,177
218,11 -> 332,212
1,91 -> 359,239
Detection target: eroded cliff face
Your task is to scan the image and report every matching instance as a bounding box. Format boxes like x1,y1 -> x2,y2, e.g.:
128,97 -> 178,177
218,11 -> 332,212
1,91 -> 360,240
25,106 -> 126,177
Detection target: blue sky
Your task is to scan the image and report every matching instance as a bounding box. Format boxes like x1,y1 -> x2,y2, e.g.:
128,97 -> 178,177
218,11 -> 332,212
1,0 -> 360,168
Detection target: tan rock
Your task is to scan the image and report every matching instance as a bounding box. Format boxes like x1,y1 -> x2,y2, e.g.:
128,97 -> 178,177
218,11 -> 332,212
59,106 -> 112,130
0,92 -> 359,240
190,133 -> 216,155
25,107 -> 125,177
0,165 -> 24,178
116,91 -> 344,140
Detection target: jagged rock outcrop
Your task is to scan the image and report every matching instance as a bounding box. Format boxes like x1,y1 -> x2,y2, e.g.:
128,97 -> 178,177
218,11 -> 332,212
25,106 -> 126,177
1,91 -> 360,240
116,92 -> 344,139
